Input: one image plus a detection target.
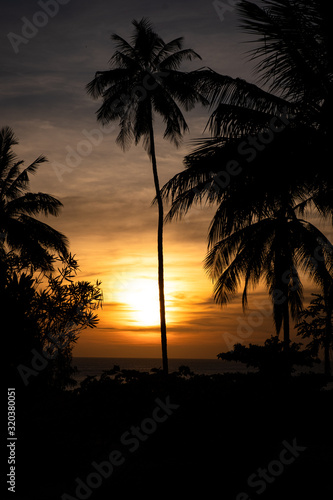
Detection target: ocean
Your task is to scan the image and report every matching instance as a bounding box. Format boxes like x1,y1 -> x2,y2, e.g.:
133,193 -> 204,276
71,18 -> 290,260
71,356 -> 325,386
72,357 -> 254,385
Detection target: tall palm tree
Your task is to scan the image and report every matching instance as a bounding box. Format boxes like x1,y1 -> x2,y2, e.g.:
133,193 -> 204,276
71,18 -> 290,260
86,18 -> 206,374
0,126 -> 68,274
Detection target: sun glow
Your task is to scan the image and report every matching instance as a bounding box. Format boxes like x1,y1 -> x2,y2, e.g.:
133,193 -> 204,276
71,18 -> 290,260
119,278 -> 162,326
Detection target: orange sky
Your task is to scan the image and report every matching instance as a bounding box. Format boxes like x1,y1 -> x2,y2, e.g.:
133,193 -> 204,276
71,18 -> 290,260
2,0 -> 332,359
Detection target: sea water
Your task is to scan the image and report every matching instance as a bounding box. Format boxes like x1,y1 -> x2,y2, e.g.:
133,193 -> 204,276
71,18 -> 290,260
72,357 -> 254,384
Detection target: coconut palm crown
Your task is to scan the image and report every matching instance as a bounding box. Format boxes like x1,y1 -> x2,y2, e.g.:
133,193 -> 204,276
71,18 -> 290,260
0,126 -> 68,272
161,0 -> 333,226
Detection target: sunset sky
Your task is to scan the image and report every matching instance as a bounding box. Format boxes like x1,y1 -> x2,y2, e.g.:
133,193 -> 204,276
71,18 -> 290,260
2,0 -> 332,359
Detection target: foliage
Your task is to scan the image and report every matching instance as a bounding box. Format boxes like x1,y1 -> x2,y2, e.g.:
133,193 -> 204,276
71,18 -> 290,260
217,336 -> 319,377
160,0 -> 333,236
204,209 -> 333,343
4,266 -> 43,367
0,126 -> 68,272
35,254 -> 103,388
5,253 -> 103,389
86,17 -> 207,154
159,1 -> 333,351
296,293 -> 333,357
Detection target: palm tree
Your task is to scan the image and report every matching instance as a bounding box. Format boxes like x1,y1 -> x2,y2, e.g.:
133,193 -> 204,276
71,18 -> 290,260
159,0 -> 333,362
0,126 -> 68,274
86,18 -> 206,374
161,0 -> 333,225
205,203 -> 333,359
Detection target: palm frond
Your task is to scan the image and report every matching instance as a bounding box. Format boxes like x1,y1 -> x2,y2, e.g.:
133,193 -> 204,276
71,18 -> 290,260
4,156 -> 47,200
161,70 -> 208,111
154,37 -> 184,65
0,126 -> 69,270
6,193 -> 63,218
159,49 -> 202,71
87,18 -> 205,155
237,0 -> 331,100
109,50 -> 142,71
8,215 -> 69,257
207,103 -> 278,137
131,18 -> 164,64
191,67 -> 292,111
115,104 -> 135,150
0,127 -> 18,176
151,86 -> 189,147
110,33 -> 137,60
86,69 -> 131,99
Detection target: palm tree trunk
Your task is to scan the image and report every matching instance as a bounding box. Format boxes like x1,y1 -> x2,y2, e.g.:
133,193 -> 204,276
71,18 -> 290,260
148,113 -> 168,375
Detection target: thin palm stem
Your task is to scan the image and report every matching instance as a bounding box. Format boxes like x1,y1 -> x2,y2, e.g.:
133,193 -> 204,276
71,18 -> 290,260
148,105 -> 168,375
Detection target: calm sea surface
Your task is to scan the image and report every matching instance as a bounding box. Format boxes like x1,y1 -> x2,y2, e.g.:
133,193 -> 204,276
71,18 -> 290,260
72,357 -> 253,384
72,357 -> 324,385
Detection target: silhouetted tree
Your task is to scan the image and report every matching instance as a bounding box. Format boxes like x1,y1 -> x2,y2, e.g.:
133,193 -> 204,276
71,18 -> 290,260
218,336 -> 319,378
35,254 -> 103,388
160,1 -> 332,226
86,18 -> 206,374
167,0 -> 333,202
159,1 -> 333,362
160,0 -> 333,230
4,262 -> 43,372
205,204 -> 333,354
6,254 -> 103,389
0,126 -> 68,274
296,293 -> 333,378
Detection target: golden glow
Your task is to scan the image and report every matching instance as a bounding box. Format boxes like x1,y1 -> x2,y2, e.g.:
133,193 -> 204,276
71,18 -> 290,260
114,278 -> 161,326
126,279 -> 161,326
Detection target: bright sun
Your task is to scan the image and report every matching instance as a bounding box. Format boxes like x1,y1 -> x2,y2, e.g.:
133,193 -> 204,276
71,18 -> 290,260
122,279 -> 161,326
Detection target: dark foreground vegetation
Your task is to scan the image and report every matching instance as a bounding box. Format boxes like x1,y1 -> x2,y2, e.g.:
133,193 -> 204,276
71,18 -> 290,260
15,367 -> 332,500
